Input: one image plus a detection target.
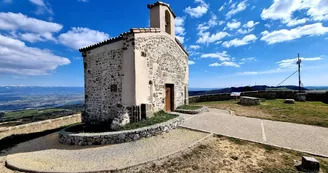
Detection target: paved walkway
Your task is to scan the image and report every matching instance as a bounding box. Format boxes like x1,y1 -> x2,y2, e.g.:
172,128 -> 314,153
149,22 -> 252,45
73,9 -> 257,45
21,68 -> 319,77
180,108 -> 328,157
5,128 -> 209,173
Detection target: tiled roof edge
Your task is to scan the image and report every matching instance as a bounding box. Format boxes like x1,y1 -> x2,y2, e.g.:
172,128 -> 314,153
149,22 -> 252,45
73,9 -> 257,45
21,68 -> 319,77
79,28 -> 161,52
147,1 -> 176,18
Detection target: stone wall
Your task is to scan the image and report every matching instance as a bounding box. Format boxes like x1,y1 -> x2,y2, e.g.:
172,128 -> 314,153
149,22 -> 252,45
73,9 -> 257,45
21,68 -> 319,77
135,35 -> 188,111
59,116 -> 184,146
189,93 -> 232,103
83,43 -> 125,124
0,114 -> 81,140
189,91 -> 328,103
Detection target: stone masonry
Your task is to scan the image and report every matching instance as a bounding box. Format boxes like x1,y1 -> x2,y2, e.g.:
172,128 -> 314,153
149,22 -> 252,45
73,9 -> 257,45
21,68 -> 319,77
79,2 -> 189,128
135,35 -> 188,112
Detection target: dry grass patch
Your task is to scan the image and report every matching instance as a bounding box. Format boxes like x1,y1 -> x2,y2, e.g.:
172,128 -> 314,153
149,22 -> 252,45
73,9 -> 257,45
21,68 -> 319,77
121,135 -> 328,173
192,99 -> 328,127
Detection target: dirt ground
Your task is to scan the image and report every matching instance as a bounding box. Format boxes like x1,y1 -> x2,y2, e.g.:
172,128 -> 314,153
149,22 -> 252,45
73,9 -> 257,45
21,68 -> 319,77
121,135 -> 328,173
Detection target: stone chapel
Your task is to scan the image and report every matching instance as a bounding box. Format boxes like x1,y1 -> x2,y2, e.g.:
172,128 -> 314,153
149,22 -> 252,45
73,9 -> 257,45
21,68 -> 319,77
79,1 -> 189,128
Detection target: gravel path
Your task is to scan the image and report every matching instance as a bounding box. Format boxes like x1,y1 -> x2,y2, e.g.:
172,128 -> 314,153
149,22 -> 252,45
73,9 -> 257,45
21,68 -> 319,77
5,128 -> 208,173
181,108 -> 328,157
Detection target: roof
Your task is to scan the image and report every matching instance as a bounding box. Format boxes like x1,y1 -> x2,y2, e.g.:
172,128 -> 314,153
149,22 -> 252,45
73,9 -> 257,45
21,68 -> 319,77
79,28 -> 188,56
147,1 -> 176,18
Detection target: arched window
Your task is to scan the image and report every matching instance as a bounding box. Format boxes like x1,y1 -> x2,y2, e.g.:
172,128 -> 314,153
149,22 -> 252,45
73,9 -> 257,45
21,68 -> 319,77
165,10 -> 171,34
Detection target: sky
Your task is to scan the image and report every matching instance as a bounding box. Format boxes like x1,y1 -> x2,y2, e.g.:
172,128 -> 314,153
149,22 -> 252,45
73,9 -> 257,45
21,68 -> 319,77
0,0 -> 328,88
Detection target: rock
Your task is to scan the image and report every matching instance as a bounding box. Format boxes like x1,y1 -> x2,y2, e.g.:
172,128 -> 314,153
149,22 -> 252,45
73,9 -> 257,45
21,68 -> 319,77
111,112 -> 130,130
240,96 -> 260,106
284,99 -> 295,104
296,156 -> 320,172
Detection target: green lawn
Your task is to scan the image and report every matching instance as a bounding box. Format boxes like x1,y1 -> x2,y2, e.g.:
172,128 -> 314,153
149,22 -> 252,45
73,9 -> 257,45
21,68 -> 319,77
177,105 -> 202,110
66,111 -> 178,132
121,111 -> 178,130
0,108 -> 80,126
193,99 -> 328,127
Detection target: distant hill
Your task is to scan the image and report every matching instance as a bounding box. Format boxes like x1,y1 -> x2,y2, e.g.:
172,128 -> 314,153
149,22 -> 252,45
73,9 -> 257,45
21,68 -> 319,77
188,85 -> 309,96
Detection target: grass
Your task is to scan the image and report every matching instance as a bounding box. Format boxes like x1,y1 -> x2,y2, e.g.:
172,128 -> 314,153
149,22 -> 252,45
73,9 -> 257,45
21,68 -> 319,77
122,135 -> 328,173
121,111 -> 178,130
176,105 -> 202,110
193,99 -> 328,128
0,108 -> 81,127
66,111 -> 178,132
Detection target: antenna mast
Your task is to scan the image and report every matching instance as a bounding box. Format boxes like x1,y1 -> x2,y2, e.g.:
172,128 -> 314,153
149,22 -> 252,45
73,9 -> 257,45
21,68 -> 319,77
297,53 -> 302,92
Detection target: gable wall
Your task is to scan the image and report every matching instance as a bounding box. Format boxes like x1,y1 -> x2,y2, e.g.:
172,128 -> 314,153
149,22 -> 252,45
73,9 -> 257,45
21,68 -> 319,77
134,32 -> 188,112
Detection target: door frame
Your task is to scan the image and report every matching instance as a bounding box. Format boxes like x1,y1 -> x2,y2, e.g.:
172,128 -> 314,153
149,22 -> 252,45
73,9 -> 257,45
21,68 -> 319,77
165,84 -> 174,112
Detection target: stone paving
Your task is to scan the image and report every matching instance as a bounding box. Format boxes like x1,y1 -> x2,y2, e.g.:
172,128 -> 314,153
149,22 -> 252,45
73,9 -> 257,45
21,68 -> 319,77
180,108 -> 328,157
5,128 -> 209,173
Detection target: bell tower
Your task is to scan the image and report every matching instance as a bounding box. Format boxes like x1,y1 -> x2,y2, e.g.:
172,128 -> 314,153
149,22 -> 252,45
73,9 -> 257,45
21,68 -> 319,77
147,1 -> 176,37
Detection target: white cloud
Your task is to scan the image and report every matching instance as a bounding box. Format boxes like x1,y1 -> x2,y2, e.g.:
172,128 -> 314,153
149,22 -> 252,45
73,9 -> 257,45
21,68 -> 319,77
244,21 -> 259,28
176,36 -> 185,44
0,34 -> 70,75
184,0 -> 209,18
58,27 -> 109,49
209,62 -> 240,67
188,60 -> 195,65
239,57 -> 256,64
261,0 -> 328,26
201,51 -> 231,61
238,56 -> 323,75
0,12 -> 62,42
227,21 -> 241,30
175,17 -> 185,43
222,34 -> 257,48
219,21 -> 225,25
189,45 -> 200,49
0,12 -> 62,33
29,0 -> 53,15
197,31 -> 230,44
237,21 -> 259,34
277,57 -> 322,68
19,32 -> 55,43
261,23 -> 328,44
226,0 -> 247,19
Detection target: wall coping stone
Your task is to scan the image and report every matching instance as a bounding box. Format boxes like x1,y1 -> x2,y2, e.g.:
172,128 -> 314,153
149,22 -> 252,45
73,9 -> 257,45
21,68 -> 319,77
174,106 -> 209,114
59,116 -> 184,145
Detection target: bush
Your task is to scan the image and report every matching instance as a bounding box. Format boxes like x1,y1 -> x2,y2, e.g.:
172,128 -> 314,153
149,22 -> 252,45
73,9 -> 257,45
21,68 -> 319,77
0,112 -> 5,118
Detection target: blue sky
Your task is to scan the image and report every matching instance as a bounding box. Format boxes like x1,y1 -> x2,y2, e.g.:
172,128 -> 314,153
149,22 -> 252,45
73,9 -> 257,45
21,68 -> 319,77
0,0 -> 328,88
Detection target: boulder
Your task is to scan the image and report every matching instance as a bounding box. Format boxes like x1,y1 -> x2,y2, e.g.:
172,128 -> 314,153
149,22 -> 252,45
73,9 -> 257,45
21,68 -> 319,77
295,156 -> 320,172
110,113 -> 130,130
240,96 -> 260,106
284,99 -> 295,104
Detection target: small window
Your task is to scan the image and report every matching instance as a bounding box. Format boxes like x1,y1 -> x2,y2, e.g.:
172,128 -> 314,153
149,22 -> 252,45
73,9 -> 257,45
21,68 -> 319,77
111,84 -> 117,92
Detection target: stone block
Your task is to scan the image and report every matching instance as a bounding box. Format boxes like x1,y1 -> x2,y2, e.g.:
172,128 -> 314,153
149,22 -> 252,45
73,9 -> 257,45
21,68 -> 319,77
284,99 -> 295,104
240,96 -> 261,106
296,156 -> 320,172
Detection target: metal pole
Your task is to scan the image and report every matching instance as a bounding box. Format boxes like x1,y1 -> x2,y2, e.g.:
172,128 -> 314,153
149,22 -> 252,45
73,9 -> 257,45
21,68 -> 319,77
298,53 -> 301,93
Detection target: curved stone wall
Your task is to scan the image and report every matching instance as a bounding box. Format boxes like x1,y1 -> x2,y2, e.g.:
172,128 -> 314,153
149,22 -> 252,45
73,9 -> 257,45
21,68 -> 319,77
175,106 -> 209,114
59,116 -> 184,146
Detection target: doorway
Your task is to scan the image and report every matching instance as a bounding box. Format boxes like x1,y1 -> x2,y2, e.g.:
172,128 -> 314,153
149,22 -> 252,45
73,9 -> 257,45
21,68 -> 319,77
165,84 -> 174,112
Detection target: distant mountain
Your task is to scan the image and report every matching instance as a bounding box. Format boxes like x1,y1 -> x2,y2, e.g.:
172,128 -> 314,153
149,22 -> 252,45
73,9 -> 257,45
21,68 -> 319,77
188,85 -> 309,96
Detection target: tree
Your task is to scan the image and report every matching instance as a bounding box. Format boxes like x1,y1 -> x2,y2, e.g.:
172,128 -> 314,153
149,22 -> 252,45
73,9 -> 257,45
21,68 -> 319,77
0,112 -> 5,118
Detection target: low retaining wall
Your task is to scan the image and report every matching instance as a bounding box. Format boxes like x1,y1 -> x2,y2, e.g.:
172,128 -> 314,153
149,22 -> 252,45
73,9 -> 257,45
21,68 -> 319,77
189,93 -> 231,103
0,114 -> 81,140
189,91 -> 328,103
59,116 -> 184,146
175,106 -> 209,114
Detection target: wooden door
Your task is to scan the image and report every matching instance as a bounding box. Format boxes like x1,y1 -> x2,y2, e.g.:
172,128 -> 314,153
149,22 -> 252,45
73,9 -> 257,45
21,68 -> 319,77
165,84 -> 173,112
